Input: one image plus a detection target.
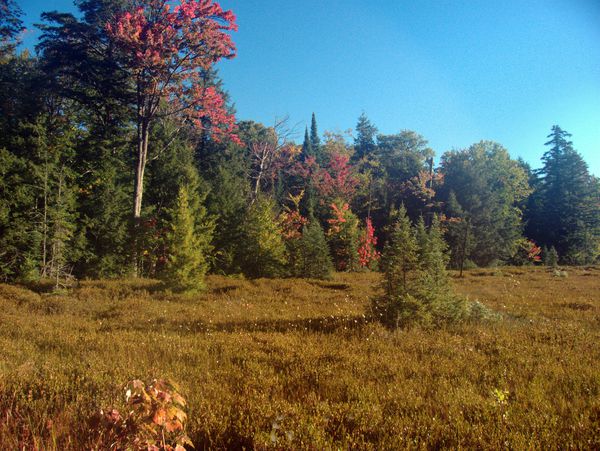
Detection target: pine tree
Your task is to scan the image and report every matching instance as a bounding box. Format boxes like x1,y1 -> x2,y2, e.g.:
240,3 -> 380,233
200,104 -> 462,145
352,112 -> 377,162
527,126 -> 600,263
240,196 -> 287,278
310,112 -> 325,165
163,186 -> 210,292
326,202 -> 360,271
373,205 -> 420,327
0,0 -> 24,59
292,217 -> 333,279
545,246 -> 559,267
300,127 -> 313,162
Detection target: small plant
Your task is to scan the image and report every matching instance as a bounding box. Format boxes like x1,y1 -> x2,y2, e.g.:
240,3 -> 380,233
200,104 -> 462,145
510,239 -> 542,265
544,246 -> 559,267
553,269 -> 568,278
491,387 -> 510,406
94,379 -> 192,450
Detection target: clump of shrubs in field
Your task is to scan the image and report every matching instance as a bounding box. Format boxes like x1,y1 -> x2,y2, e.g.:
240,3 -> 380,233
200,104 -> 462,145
93,379 -> 192,450
372,206 -> 497,328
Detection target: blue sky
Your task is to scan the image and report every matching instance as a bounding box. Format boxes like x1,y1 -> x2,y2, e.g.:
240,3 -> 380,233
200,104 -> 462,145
18,0 -> 600,175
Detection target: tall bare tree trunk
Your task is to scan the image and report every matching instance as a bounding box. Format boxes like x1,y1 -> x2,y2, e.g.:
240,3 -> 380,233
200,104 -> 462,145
132,118 -> 149,276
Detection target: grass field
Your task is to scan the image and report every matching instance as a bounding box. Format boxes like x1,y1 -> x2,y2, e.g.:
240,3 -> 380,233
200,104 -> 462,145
1,267 -> 599,449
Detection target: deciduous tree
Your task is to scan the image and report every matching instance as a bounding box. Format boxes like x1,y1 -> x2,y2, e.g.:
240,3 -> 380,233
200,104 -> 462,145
106,0 -> 238,273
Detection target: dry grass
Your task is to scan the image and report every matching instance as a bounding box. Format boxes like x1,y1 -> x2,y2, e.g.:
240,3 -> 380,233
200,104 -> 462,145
0,267 -> 599,449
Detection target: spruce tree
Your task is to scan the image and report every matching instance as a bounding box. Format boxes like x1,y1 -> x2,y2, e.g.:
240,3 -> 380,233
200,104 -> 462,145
240,196 -> 287,278
416,215 -> 466,324
163,186 -> 210,292
327,202 -> 360,271
206,152 -> 250,274
527,126 -> 600,264
309,112 -> 324,165
352,112 -> 377,162
374,205 -> 420,327
293,217 -> 333,279
545,246 -> 559,267
374,208 -> 468,327
301,127 -> 313,162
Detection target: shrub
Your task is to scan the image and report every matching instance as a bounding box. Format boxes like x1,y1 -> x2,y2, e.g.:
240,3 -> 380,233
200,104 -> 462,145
544,246 -> 559,267
94,379 -> 192,451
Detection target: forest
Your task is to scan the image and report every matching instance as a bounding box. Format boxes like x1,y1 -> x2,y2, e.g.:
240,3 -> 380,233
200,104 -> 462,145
1,0 -> 599,288
1,0 -> 600,449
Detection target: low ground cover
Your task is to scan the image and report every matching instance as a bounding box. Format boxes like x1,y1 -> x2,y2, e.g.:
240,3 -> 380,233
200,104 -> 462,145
0,267 -> 599,449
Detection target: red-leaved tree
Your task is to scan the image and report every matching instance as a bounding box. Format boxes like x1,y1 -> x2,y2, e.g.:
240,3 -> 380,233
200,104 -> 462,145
106,0 -> 238,272
358,218 -> 380,268
312,152 -> 358,205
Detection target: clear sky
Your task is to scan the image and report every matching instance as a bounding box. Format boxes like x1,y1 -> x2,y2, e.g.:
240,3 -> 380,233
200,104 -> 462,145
18,0 -> 600,175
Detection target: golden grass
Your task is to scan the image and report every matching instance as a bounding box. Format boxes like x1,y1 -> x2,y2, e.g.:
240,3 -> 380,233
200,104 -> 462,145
0,267 -> 599,449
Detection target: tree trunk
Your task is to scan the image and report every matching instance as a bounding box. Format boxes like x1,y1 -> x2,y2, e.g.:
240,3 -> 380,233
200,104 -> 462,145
132,118 -> 149,276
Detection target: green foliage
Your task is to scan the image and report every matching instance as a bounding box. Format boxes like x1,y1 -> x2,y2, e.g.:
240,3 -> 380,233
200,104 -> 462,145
162,186 -> 211,292
0,0 -> 24,58
288,217 -> 333,279
439,141 -> 531,267
239,196 -> 287,278
544,246 -> 559,267
326,202 -> 360,272
206,152 -> 250,274
352,112 -> 378,162
526,126 -> 600,264
309,112 -> 324,165
374,208 -> 470,328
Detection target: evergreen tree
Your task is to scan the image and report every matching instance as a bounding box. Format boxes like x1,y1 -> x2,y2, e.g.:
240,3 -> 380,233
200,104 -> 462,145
239,196 -> 287,278
352,112 -> 377,162
443,191 -> 473,272
163,186 -> 210,292
374,208 -> 468,328
0,148 -> 38,280
526,126 -> 600,264
373,205 -> 420,327
75,130 -> 131,278
0,0 -> 24,59
310,112 -> 325,165
300,126 -> 313,162
207,151 -> 251,274
326,202 -> 360,271
290,217 -> 333,279
544,246 -> 559,267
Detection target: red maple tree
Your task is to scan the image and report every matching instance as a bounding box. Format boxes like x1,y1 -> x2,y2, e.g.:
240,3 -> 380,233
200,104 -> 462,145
106,0 -> 238,271
358,218 -> 380,268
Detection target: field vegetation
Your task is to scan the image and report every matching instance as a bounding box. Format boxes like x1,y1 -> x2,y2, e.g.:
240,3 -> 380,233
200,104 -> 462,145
1,266 -> 599,449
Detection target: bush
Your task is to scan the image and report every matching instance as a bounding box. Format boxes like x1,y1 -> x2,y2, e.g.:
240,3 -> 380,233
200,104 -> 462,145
93,379 -> 192,450
544,246 -> 559,267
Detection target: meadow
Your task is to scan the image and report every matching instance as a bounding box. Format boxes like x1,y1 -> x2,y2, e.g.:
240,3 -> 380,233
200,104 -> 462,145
0,267 -> 599,449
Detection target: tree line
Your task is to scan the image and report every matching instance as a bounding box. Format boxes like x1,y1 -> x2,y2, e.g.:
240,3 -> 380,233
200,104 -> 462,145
1,0 -> 598,290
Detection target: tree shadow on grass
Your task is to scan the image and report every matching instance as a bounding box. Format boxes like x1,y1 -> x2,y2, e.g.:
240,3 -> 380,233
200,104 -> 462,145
103,314 -> 372,335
